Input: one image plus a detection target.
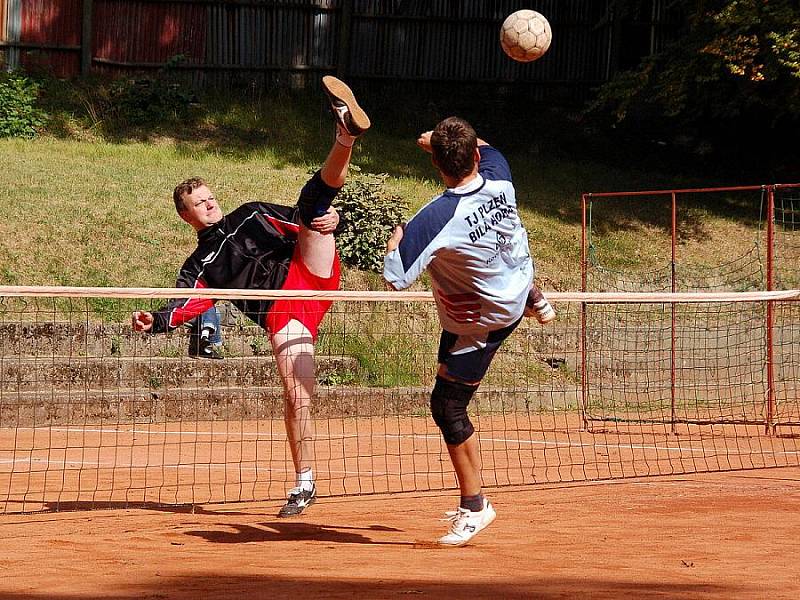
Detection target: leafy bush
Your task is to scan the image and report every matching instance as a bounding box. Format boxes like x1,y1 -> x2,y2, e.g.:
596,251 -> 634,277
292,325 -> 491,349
334,168 -> 409,272
108,77 -> 196,126
586,0 -> 800,162
33,66 -> 197,135
0,72 -> 46,138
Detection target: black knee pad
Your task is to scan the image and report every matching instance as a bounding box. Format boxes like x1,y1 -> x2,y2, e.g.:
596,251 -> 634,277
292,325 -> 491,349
430,375 -> 477,445
297,170 -> 340,227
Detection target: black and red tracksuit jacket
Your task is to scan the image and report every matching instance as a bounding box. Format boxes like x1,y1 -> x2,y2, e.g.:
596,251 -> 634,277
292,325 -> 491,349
150,202 -> 300,334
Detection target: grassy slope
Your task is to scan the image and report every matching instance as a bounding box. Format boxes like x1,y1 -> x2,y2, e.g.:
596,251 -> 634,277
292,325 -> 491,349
0,93 -> 769,291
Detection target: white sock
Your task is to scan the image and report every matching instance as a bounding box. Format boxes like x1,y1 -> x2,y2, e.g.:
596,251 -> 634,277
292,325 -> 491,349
297,469 -> 314,491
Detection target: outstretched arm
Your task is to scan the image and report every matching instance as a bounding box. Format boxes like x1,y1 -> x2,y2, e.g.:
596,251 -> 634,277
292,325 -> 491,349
132,253 -> 215,335
132,294 -> 216,335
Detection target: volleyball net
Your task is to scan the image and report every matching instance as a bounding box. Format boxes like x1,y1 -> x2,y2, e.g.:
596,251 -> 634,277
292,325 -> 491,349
0,286 -> 798,514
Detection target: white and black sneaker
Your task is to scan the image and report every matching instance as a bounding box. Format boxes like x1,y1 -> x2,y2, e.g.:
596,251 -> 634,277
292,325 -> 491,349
189,336 -> 224,360
278,485 -> 316,517
321,76 -> 371,137
524,287 -> 556,324
438,498 -> 496,547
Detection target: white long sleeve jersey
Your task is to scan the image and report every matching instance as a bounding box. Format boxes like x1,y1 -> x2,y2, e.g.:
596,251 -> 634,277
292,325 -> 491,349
384,146 -> 533,335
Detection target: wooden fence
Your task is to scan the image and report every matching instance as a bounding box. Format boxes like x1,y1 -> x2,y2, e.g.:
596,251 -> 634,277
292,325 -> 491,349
0,0 -> 684,101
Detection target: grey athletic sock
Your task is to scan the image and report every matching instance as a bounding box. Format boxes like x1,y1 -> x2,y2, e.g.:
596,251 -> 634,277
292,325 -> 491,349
460,493 -> 484,513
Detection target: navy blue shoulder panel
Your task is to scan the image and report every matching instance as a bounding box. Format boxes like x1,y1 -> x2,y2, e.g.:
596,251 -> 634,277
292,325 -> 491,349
399,192 -> 460,271
478,146 -> 512,183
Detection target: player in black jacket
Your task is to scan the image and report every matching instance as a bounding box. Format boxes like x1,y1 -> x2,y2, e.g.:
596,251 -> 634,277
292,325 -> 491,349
132,76 -> 370,517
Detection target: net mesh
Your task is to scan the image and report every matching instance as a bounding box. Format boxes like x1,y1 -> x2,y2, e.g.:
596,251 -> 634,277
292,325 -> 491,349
586,190 -> 770,293
0,289 -> 797,514
588,186 -> 799,294
585,184 -> 800,430
584,301 -> 767,424
776,186 -> 800,290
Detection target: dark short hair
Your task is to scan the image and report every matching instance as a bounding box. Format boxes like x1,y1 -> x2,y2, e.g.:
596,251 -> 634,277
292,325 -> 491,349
430,117 -> 478,180
173,177 -> 207,213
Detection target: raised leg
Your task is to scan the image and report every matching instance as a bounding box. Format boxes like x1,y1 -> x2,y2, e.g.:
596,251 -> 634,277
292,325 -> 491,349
296,139 -> 352,278
296,77 -> 369,278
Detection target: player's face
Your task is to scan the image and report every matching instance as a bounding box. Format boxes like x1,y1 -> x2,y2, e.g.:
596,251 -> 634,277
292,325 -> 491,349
180,185 -> 223,230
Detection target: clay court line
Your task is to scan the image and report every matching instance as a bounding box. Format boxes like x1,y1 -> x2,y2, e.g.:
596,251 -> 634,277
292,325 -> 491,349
0,456 -> 385,475
10,428 -> 800,458
480,435 -> 707,453
0,457 -> 106,467
386,433 -> 800,456
483,438 -> 799,456
383,432 -> 707,453
33,427 -> 709,453
21,426 -> 362,441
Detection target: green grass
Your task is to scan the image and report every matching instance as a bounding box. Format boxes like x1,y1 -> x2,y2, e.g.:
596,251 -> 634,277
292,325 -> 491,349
316,302 -> 438,388
0,86 -> 774,293
0,86 -> 789,395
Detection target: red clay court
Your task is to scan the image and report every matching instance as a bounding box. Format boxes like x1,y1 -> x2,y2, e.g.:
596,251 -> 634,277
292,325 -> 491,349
1,465 -> 798,599
0,273 -> 798,597
1,414 -> 799,599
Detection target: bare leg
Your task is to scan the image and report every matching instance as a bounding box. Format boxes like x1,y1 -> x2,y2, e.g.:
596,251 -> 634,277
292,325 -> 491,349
319,134 -> 353,189
273,132 -> 355,498
446,435 -> 482,497
298,225 -> 336,278
271,319 -> 316,476
438,430 -> 494,547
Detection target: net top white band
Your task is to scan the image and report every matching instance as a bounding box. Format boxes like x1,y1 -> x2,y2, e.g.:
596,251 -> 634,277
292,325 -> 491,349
0,286 -> 797,303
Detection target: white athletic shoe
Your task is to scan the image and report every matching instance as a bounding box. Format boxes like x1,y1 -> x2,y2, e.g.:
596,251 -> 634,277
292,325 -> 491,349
525,297 -> 556,324
438,498 -> 496,547
524,287 -> 557,324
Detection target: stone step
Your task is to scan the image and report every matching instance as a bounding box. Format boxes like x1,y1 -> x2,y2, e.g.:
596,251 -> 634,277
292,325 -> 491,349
0,355 -> 358,391
0,385 -> 429,425
0,385 -> 576,427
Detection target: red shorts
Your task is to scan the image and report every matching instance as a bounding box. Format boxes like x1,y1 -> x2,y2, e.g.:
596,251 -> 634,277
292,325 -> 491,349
265,247 -> 341,340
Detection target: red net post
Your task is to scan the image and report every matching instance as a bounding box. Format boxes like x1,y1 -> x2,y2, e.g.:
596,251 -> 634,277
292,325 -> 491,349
766,186 -> 775,434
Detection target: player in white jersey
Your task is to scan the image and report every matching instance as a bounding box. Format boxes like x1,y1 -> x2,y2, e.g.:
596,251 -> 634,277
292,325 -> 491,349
383,116 -> 553,546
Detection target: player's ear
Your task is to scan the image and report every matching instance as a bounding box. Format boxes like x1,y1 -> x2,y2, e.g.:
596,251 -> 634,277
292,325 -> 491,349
474,146 -> 481,165
175,195 -> 189,220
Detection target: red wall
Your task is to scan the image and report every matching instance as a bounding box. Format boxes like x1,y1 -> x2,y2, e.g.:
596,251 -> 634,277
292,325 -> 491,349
93,1 -> 207,66
13,0 -> 207,77
20,0 -> 82,77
